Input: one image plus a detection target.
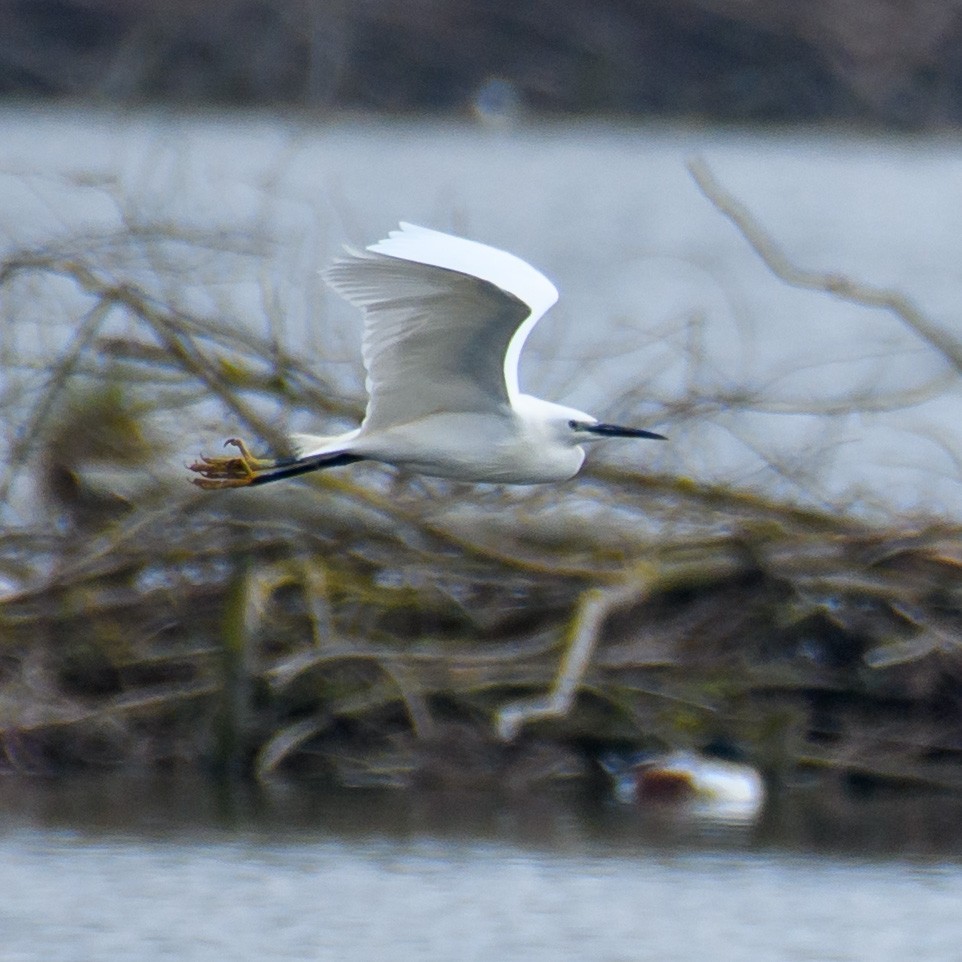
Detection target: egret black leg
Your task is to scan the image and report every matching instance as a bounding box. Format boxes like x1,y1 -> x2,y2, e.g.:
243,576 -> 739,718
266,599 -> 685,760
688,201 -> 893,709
248,453 -> 365,485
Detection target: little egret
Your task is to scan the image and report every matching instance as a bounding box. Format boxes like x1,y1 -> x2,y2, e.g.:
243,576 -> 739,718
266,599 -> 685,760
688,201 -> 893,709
190,222 -> 665,489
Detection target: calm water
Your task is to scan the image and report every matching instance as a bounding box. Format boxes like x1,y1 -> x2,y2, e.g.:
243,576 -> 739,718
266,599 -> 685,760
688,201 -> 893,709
2,777 -> 962,962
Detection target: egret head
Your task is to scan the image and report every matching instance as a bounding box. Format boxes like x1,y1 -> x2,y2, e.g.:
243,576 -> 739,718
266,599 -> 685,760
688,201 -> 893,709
521,397 -> 666,448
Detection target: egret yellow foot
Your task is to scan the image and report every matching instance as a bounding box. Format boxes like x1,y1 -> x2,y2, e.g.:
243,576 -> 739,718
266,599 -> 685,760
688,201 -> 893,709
189,438 -> 277,489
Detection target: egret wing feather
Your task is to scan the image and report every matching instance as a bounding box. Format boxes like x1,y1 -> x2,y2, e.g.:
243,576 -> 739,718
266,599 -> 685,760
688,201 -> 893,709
367,223 -> 558,321
369,223 -> 559,401
323,224 -> 558,431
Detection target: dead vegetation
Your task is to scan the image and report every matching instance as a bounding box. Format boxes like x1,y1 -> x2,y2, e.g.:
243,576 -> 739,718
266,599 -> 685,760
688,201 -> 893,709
2,166 -> 962,793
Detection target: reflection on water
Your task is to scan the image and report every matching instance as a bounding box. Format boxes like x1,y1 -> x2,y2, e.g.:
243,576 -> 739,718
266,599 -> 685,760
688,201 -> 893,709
2,778 -> 962,961
8,775 -> 962,856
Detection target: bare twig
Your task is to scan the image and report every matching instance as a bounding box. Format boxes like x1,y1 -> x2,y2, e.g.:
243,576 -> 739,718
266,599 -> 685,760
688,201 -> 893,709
1,253 -> 289,449
687,157 -> 962,375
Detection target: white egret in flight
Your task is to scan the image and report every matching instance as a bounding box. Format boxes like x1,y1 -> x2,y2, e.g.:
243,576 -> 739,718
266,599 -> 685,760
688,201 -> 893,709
190,223 -> 665,489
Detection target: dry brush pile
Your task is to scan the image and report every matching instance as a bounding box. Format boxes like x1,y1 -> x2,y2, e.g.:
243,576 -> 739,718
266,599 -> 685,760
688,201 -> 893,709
2,172 -> 962,793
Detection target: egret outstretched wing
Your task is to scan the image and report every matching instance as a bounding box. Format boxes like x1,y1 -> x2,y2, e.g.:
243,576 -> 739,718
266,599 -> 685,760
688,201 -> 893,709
322,223 -> 558,431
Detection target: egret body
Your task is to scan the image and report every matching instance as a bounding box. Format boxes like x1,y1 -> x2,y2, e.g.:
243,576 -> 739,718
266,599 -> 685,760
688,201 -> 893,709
190,223 -> 665,489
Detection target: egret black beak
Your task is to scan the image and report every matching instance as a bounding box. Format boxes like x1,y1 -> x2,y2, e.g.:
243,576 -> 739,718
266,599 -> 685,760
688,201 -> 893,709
585,423 -> 667,440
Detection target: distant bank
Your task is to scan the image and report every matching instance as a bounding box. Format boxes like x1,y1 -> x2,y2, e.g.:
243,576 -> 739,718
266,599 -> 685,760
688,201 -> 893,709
0,0 -> 959,128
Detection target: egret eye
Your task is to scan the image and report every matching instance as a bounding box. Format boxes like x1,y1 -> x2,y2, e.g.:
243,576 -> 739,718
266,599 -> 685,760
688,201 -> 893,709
567,419 -> 579,430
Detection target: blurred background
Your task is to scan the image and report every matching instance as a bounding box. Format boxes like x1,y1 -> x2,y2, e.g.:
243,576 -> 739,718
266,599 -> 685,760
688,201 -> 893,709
3,0 -> 962,126
3,3 -> 962,960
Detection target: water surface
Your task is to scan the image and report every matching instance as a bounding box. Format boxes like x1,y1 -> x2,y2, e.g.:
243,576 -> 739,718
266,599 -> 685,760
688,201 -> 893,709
2,778 -> 961,962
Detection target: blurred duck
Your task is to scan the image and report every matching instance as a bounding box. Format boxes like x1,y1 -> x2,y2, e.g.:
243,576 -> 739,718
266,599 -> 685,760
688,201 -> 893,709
601,750 -> 765,821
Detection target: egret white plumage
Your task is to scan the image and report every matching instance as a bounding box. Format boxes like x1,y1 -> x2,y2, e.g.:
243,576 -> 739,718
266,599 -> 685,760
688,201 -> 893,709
190,223 -> 665,489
